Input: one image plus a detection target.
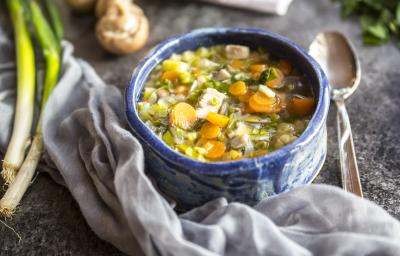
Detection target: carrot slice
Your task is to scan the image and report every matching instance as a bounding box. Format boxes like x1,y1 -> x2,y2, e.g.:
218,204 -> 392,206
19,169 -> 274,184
250,92 -> 277,106
288,97 -> 315,116
277,60 -> 292,75
162,70 -> 180,81
244,103 -> 256,113
249,100 -> 280,113
205,112 -> 230,128
203,140 -> 226,159
238,91 -> 254,103
169,102 -> 197,129
229,81 -> 247,96
200,122 -> 221,139
231,60 -> 245,69
249,64 -> 267,73
249,93 -> 282,113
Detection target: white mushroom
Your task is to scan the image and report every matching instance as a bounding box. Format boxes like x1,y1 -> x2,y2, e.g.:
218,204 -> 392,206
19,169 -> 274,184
196,88 -> 227,118
96,0 -> 149,55
225,44 -> 250,60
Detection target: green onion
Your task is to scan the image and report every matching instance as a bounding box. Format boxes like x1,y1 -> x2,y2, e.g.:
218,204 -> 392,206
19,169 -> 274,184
43,0 -> 64,44
162,60 -> 189,72
196,47 -> 211,58
0,0 -> 62,218
2,0 -> 36,184
162,131 -> 175,146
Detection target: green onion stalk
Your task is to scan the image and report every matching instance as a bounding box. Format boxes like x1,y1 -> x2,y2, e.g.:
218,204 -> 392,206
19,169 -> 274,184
44,0 -> 64,43
2,0 -> 36,184
0,1 -> 62,218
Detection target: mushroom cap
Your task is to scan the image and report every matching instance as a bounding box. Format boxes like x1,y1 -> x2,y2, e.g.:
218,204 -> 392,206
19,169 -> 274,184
96,0 -> 128,18
95,1 -> 149,55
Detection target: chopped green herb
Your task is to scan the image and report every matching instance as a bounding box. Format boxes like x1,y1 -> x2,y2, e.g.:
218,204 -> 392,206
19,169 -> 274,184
336,0 -> 400,46
259,68 -> 279,84
162,131 -> 175,146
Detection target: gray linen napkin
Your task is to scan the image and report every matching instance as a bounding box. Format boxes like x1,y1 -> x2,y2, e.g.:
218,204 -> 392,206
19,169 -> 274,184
2,41 -> 400,256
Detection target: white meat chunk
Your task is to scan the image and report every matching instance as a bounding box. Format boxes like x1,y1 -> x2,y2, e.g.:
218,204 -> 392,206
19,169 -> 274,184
196,88 -> 227,118
230,134 -> 249,149
225,44 -> 250,60
197,58 -> 219,70
214,69 -> 231,81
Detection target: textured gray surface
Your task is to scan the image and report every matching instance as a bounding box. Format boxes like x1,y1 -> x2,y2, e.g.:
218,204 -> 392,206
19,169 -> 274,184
0,0 -> 399,255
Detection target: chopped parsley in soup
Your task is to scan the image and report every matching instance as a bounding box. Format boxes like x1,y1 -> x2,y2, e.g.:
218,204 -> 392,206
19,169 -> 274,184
138,44 -> 316,162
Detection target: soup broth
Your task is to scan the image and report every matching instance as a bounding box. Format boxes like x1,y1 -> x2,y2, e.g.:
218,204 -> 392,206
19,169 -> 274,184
138,44 -> 315,162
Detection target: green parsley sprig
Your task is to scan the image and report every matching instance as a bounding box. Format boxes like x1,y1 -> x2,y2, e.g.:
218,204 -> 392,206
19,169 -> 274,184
336,0 -> 400,46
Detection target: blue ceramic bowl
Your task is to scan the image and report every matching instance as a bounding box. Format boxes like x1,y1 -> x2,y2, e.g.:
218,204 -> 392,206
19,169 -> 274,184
125,28 -> 330,211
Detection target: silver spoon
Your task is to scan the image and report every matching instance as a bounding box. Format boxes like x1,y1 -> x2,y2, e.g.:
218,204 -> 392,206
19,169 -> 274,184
309,31 -> 363,197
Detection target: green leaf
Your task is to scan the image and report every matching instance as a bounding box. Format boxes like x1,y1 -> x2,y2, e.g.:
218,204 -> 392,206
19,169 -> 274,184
362,0 -> 383,11
360,15 -> 376,30
388,21 -> 398,33
259,68 -> 279,84
366,23 -> 389,40
363,34 -> 385,45
341,0 -> 359,16
379,9 -> 392,25
337,0 -> 400,47
360,15 -> 389,45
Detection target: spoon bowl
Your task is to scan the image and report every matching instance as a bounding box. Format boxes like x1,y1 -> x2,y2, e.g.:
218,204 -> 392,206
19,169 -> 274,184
309,31 -> 361,99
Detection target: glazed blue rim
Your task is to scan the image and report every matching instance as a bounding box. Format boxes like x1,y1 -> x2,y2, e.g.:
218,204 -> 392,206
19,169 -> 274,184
125,27 -> 330,175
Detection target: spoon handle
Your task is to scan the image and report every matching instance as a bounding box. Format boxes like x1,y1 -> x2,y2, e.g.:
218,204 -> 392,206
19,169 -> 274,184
336,99 -> 363,197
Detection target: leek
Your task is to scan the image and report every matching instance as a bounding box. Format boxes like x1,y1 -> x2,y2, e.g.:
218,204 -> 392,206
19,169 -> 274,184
0,1 -> 61,217
2,0 -> 36,184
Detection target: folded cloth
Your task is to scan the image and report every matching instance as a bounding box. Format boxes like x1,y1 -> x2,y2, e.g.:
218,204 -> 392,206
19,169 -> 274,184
198,0 -> 294,15
1,41 -> 400,256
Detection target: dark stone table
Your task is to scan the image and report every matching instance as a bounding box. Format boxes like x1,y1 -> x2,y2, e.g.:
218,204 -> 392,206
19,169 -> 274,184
1,0 -> 399,254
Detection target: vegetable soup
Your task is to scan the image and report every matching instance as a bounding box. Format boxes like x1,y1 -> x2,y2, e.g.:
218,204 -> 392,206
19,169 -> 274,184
138,44 -> 315,162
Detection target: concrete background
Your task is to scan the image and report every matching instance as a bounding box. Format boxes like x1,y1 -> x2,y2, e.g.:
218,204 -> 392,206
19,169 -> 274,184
1,0 -> 399,254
